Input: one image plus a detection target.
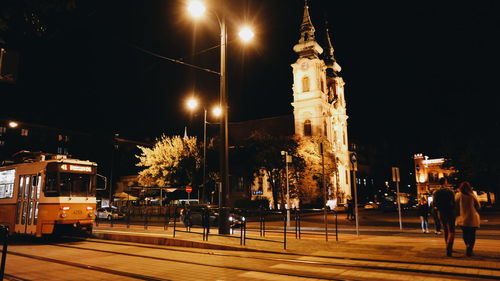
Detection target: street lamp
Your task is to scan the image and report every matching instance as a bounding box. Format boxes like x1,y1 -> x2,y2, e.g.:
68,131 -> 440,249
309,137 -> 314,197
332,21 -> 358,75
187,0 -> 254,234
8,121 -> 18,128
185,97 -> 221,204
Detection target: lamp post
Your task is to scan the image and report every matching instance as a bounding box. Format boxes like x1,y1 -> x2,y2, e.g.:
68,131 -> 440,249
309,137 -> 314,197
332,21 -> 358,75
186,97 -> 221,204
187,0 -> 254,234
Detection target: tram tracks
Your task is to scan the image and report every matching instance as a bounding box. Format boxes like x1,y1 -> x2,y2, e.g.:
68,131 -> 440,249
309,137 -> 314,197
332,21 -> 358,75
5,238 -> 500,280
76,238 -> 500,279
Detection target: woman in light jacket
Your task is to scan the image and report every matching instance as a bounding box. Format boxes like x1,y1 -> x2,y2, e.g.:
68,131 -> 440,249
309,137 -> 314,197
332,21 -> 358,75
455,181 -> 480,256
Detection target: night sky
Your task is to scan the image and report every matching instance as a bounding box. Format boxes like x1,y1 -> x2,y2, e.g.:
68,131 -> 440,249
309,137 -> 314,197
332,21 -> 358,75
2,0 -> 500,164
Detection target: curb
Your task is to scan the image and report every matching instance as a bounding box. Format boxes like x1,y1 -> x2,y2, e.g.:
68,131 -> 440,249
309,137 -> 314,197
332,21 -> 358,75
92,231 -> 257,252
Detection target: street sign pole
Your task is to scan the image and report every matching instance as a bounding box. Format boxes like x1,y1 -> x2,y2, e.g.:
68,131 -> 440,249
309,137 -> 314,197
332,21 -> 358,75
350,152 -> 359,236
392,167 -> 403,230
186,186 -> 192,201
281,151 -> 291,227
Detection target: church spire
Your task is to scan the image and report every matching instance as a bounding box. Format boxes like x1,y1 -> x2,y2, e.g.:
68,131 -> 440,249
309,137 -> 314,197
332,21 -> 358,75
293,0 -> 323,58
325,25 -> 334,58
324,23 -> 341,77
299,0 -> 316,44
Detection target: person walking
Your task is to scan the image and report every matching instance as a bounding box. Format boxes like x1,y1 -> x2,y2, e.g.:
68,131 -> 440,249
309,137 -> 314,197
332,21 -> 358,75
455,181 -> 481,257
346,196 -> 354,221
430,200 -> 442,234
433,186 -> 456,256
417,197 -> 430,233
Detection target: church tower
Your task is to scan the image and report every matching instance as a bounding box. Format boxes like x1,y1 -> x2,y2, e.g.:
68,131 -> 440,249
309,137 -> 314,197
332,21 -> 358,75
291,1 -> 351,200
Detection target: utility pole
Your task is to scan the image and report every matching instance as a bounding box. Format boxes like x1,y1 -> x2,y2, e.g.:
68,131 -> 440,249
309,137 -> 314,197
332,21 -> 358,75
392,167 -> 403,230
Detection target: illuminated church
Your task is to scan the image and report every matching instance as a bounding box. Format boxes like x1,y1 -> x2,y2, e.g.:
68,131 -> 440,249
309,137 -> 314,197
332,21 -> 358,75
236,1 -> 351,207
291,1 -> 351,201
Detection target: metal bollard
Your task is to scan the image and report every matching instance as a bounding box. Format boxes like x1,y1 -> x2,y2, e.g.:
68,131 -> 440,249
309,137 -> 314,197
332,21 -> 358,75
164,205 -> 169,231
324,207 -> 328,242
294,209 -> 298,239
283,210 -> 287,250
0,225 -> 9,280
335,210 -> 338,242
263,212 -> 266,237
240,222 -> 243,245
243,220 -> 247,246
127,206 -> 131,228
173,206 -> 177,238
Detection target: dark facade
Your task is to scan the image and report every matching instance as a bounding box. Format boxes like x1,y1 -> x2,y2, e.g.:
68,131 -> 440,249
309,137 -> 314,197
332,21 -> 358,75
0,119 -> 92,163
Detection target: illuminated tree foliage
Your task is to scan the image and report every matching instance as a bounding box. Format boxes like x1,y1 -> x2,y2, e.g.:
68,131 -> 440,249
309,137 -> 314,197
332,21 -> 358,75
240,131 -> 305,209
296,136 -> 339,205
136,135 -> 200,188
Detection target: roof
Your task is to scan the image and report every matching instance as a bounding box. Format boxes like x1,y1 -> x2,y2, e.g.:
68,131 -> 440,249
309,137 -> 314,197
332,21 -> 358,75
229,114 -> 294,144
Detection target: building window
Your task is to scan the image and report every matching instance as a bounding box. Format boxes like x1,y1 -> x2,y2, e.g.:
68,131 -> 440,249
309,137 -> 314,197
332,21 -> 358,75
21,128 -> 29,136
345,170 -> 349,185
0,127 -> 6,133
323,121 -> 328,137
237,177 -> 245,191
343,130 -> 346,145
302,76 -> 310,92
0,140 -> 4,146
258,175 -> 263,191
304,120 -> 312,136
57,147 -> 63,154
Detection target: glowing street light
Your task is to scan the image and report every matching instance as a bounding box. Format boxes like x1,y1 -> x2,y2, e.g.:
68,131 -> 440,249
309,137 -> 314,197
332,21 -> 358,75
8,121 -> 18,128
186,98 -> 199,110
212,106 -> 222,117
187,1 -> 206,19
238,27 -> 255,43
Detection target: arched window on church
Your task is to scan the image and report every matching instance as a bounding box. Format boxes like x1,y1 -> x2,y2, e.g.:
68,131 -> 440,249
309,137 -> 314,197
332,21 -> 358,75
302,76 -> 310,92
304,120 -> 312,136
343,130 -> 347,145
323,121 -> 328,137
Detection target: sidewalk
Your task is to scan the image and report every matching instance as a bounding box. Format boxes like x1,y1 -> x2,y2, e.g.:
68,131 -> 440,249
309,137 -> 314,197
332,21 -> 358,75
92,222 -> 500,269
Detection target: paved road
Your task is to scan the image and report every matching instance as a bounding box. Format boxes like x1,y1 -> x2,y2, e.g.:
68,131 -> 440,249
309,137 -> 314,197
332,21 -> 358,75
4,237 -> 500,281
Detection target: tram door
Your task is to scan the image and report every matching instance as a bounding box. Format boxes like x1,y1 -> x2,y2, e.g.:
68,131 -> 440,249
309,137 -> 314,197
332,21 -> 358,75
15,174 -> 41,235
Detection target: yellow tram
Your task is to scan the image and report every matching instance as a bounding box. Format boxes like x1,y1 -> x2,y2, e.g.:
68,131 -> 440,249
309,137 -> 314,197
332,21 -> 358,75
0,154 -> 97,236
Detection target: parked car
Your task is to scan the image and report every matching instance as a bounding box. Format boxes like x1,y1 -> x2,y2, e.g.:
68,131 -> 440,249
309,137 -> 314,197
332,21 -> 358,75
180,205 -> 245,228
364,202 -> 380,209
96,207 -> 125,220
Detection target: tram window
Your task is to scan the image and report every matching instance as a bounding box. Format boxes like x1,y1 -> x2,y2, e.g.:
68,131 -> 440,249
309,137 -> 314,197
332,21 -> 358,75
18,176 -> 24,199
30,176 -> 36,199
59,173 -> 93,197
24,176 -> 30,199
0,169 -> 15,199
28,201 -> 34,225
34,202 -> 39,225
44,172 -> 58,197
36,175 -> 41,199
21,201 -> 27,224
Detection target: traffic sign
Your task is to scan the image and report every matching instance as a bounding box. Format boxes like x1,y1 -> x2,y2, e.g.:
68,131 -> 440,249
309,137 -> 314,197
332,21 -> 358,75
186,186 -> 192,193
392,167 -> 400,182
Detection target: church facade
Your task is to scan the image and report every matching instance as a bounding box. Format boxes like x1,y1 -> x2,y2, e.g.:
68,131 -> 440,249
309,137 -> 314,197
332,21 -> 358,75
290,2 -> 352,201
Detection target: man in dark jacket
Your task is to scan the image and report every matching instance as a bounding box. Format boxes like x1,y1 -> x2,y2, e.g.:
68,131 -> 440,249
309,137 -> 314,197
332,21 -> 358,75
432,187 -> 456,256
